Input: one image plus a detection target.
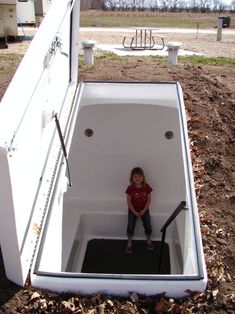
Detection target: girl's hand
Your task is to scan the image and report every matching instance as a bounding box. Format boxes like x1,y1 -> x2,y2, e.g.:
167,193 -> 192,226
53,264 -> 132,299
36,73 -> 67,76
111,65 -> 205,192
139,210 -> 145,217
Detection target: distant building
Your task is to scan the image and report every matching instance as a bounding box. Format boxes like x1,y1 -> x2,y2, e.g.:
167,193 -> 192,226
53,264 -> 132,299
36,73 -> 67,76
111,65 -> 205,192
16,0 -> 35,25
34,0 -> 52,17
0,0 -> 18,45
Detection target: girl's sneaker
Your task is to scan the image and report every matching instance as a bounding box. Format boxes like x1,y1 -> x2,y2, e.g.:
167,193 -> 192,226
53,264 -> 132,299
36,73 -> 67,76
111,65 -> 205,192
125,246 -> 133,254
147,242 -> 154,250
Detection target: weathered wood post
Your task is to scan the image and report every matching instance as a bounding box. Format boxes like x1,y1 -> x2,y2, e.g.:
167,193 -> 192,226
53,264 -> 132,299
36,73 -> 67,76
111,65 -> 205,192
217,18 -> 223,42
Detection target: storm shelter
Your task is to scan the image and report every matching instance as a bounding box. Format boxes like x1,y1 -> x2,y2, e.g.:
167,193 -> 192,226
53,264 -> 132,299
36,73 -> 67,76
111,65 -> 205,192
33,81 -> 206,295
0,0 -> 207,297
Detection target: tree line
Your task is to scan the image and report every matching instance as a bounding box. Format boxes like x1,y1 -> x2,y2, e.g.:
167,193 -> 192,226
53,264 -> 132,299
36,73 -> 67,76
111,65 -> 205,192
81,0 -> 235,12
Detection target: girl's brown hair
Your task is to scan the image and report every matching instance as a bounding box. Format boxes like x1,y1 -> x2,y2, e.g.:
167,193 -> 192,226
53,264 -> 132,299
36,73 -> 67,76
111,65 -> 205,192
130,167 -> 146,185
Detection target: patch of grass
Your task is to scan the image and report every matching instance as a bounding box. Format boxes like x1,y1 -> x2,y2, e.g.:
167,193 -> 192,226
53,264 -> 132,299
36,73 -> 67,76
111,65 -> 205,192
0,53 -> 22,63
178,55 -> 235,66
79,52 -> 128,65
80,51 -> 235,67
149,54 -> 235,66
150,56 -> 167,63
80,15 -> 215,28
80,11 -> 227,29
78,51 -> 129,64
0,53 -> 23,79
92,53 -> 235,67
95,51 -> 128,62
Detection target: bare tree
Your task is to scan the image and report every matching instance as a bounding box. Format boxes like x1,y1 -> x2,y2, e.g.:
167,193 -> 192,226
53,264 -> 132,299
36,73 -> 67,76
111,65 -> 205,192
81,0 -> 105,10
104,0 -> 117,10
213,0 -> 227,11
90,0 -> 106,9
134,0 -> 146,10
231,0 -> 235,9
168,0 -> 183,11
80,0 -> 91,10
149,0 -> 159,10
125,0 -> 138,10
199,0 -> 212,11
118,0 -> 126,10
189,0 -> 200,11
83,0 -> 233,12
159,0 -> 168,10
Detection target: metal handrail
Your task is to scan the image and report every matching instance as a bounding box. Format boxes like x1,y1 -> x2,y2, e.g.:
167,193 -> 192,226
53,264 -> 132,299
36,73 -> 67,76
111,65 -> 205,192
158,201 -> 186,273
54,113 -> 72,187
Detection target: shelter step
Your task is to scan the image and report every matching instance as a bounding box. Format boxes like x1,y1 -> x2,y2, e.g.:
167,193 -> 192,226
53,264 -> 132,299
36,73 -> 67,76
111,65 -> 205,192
82,239 -> 170,275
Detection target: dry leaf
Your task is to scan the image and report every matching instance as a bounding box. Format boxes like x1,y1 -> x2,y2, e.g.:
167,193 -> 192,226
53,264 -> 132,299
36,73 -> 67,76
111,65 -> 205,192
212,289 -> 219,298
30,291 -> 41,300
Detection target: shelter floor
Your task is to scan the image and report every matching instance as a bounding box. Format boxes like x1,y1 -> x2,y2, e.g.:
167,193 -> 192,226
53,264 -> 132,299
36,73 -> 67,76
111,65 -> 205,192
81,239 -> 170,274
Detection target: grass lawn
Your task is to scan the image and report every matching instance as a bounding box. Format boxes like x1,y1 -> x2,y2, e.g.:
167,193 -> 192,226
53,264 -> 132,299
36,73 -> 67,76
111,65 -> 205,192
94,52 -> 235,66
80,11 -> 235,29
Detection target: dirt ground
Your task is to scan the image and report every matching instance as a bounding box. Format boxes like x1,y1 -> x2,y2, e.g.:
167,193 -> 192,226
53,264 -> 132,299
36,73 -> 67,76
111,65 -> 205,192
0,34 -> 235,312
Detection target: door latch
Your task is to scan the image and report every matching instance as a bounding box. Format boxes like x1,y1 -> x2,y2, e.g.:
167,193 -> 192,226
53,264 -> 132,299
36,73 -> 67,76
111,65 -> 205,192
43,36 -> 68,69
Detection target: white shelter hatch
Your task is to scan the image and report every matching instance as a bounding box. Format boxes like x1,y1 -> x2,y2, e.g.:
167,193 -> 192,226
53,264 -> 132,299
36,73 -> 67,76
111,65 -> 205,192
0,0 -> 207,297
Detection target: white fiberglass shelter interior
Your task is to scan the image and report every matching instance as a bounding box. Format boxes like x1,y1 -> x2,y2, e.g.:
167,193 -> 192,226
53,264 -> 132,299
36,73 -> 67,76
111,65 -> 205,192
0,0 -> 207,297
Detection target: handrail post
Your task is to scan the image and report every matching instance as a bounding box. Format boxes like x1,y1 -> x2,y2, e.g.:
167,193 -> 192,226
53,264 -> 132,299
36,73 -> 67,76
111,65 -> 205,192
158,229 -> 166,273
54,113 -> 72,187
157,201 -> 186,273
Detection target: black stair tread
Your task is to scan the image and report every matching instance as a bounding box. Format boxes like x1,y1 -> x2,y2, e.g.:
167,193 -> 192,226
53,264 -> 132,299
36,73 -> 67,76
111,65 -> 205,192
81,239 -> 170,275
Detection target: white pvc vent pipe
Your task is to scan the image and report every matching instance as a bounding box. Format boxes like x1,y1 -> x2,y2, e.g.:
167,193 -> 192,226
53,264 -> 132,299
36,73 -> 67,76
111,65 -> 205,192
82,40 -> 96,65
166,41 -> 182,65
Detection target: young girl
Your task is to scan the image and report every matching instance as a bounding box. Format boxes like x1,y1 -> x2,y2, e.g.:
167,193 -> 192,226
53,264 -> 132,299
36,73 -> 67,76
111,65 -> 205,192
125,167 -> 154,253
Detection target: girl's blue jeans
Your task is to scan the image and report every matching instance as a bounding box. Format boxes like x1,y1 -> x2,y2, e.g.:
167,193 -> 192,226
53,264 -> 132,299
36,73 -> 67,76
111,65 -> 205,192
127,209 -> 152,236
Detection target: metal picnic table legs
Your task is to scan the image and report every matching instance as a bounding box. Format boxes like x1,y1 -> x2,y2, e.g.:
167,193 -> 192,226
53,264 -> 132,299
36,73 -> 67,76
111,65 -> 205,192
122,30 -> 164,50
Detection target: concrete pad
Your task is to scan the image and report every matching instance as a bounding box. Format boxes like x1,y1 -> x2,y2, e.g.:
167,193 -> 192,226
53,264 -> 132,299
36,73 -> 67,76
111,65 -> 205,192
96,44 -> 204,57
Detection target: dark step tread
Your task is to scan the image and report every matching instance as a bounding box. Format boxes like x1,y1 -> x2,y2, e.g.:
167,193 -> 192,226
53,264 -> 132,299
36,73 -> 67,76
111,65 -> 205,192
82,239 -> 170,275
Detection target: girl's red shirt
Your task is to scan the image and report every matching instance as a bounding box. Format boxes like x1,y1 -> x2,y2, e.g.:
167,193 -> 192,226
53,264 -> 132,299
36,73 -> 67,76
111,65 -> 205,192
125,183 -> 153,211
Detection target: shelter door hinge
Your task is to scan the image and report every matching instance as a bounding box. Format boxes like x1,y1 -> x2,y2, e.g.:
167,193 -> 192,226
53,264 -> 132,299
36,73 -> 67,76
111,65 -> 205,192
7,144 -> 17,156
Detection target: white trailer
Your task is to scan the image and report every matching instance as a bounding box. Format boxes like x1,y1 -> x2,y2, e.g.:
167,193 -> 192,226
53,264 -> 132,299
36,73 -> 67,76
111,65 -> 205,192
16,0 -> 35,25
34,0 -> 52,18
0,0 -> 18,37
0,0 -> 207,297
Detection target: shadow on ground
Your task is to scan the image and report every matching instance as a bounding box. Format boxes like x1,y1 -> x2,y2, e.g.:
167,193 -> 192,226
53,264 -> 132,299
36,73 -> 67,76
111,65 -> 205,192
0,248 -> 21,307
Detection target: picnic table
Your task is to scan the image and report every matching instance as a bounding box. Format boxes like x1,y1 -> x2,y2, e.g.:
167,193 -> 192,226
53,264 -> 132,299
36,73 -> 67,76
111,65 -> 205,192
122,27 -> 165,50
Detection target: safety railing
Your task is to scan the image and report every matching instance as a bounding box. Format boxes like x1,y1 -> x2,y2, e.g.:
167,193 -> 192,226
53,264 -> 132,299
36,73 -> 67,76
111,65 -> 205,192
158,201 -> 186,273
